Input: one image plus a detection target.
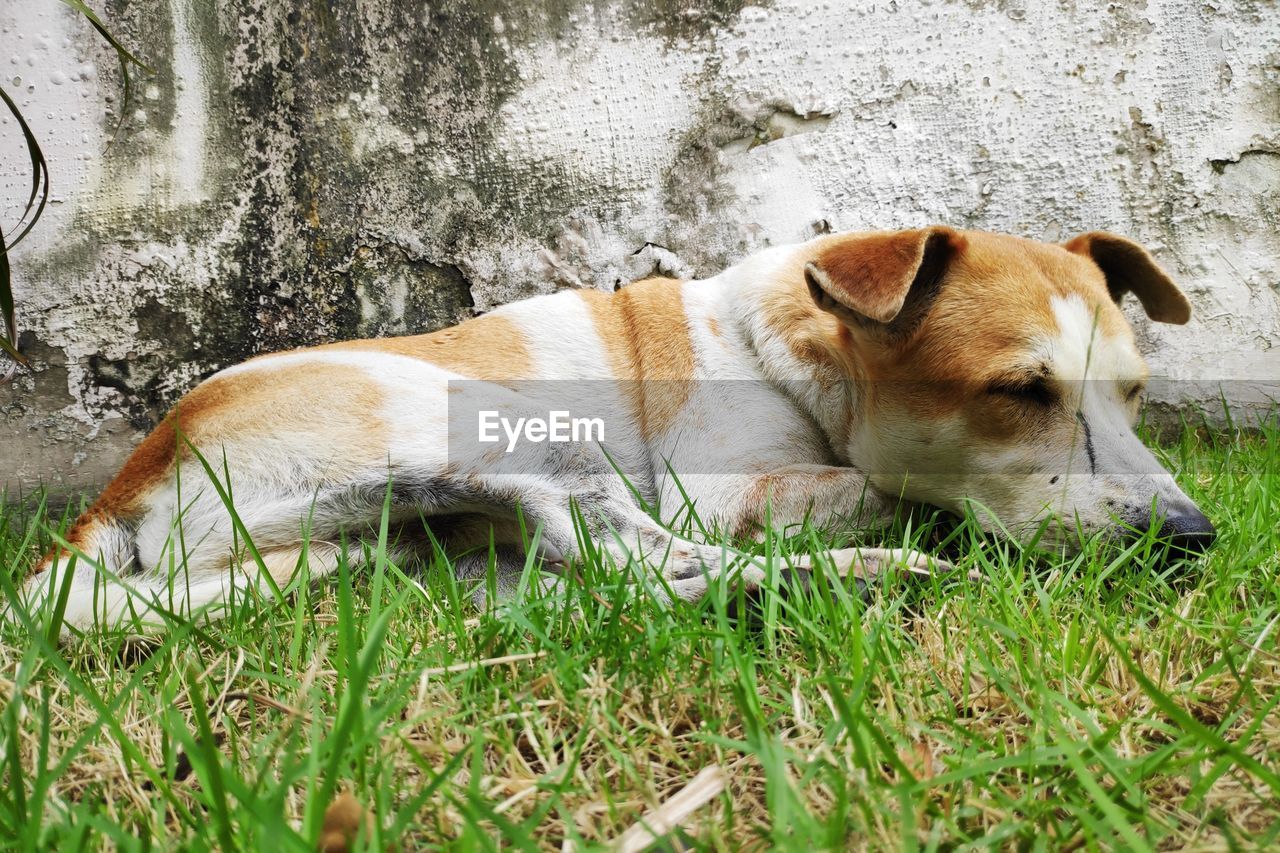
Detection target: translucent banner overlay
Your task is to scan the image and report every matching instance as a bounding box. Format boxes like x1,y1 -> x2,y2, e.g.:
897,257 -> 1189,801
442,379 -> 1278,477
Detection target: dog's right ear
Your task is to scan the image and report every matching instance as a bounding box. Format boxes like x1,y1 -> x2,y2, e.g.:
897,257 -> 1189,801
804,227 -> 963,332
1063,232 -> 1192,325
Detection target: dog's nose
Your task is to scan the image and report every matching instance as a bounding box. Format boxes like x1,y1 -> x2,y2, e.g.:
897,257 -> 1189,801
1122,504 -> 1216,559
1157,506 -> 1217,558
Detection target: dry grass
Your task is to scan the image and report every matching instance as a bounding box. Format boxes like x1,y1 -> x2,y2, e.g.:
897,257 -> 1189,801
2,420 -> 1278,849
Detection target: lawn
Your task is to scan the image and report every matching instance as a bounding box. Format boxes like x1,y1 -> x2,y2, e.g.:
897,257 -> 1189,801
1,418 -> 1278,849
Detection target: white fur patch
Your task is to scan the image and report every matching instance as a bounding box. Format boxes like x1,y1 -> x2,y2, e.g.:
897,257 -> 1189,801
1047,294 -> 1144,385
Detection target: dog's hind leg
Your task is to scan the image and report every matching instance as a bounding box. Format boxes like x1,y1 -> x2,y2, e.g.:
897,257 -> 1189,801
20,541 -> 352,635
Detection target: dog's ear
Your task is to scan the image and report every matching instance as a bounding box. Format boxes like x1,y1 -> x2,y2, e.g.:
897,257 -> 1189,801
1064,232 -> 1192,325
804,227 -> 963,331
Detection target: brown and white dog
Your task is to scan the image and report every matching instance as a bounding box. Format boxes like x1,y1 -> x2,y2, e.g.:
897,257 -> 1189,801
19,227 -> 1215,632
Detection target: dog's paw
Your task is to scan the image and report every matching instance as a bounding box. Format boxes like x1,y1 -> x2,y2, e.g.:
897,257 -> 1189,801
723,567 -> 870,621
822,547 -> 981,583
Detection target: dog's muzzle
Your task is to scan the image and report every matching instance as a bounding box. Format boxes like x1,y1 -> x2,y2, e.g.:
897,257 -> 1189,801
1119,503 -> 1217,560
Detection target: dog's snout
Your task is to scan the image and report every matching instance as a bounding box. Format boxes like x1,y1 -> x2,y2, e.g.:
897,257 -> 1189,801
1158,506 -> 1217,557
1120,503 -> 1217,559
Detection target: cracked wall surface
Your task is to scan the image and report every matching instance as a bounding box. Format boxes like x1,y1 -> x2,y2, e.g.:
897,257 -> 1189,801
1,0 -> 1278,496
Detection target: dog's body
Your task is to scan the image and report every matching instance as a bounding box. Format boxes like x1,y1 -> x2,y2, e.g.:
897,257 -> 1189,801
21,227 -> 1215,631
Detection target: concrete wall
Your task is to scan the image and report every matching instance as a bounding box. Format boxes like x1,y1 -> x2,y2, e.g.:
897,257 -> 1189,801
2,0 -> 1278,496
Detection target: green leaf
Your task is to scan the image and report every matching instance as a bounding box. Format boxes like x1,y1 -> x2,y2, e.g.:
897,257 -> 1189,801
0,4 -> 150,376
0,222 -> 31,370
58,0 -> 152,140
0,85 -> 48,248
0,83 -> 49,371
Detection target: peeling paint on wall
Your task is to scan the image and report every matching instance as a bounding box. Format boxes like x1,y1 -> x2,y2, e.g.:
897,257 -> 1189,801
1,0 -> 1278,495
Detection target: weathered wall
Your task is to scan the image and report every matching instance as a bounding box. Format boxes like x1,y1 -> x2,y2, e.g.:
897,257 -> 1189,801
1,0 -> 1278,496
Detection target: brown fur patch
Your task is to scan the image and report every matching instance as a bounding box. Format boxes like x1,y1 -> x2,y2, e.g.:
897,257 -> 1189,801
1063,232 -> 1192,325
807,228 -> 964,324
912,231 -> 1130,377
576,288 -> 633,381
93,311 -> 532,524
865,231 -> 1140,439
756,257 -> 865,380
578,278 -> 694,439
39,361 -> 385,572
758,229 -> 1142,446
88,362 -> 386,521
317,313 -> 533,381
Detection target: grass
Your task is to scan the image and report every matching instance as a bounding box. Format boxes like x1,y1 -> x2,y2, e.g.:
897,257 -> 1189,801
1,417 -> 1278,850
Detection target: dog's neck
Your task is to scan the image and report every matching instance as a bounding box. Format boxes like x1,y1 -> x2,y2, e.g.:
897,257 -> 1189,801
715,243 -> 872,459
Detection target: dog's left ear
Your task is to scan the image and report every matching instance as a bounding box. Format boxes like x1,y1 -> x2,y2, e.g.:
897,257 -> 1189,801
804,226 -> 963,331
1064,232 -> 1192,324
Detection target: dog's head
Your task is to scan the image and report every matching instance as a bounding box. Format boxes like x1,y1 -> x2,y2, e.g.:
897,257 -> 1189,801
803,226 -> 1214,556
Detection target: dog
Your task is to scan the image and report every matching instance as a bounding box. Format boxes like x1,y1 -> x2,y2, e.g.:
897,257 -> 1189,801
18,227 -> 1215,632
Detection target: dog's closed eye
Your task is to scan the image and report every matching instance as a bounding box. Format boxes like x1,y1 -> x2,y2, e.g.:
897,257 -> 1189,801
986,375 -> 1058,407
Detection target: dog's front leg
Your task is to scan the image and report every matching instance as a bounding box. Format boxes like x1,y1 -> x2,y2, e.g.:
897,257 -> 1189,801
475,471 -> 951,608
716,463 -> 899,539
682,464 -> 959,600
576,462 -> 957,605
523,490 -> 773,606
